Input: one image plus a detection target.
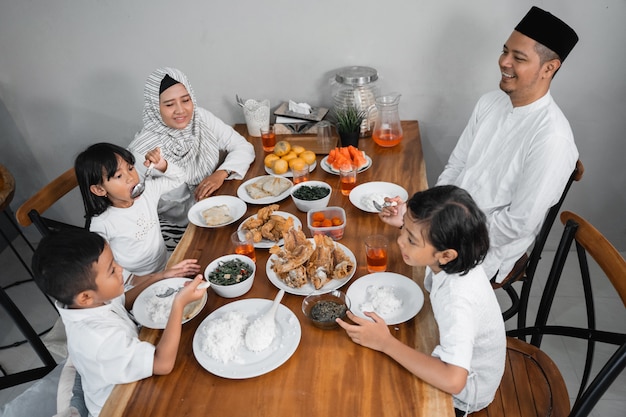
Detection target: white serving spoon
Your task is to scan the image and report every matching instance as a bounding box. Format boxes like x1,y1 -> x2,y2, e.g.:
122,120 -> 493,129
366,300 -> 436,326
244,289 -> 285,352
131,163 -> 155,199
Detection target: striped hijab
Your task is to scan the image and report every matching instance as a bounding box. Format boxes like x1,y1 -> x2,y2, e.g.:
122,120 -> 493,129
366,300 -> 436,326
129,67 -> 220,186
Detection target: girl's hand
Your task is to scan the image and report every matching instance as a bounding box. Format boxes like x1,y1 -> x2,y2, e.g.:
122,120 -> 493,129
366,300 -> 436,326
163,259 -> 201,278
336,310 -> 392,352
194,171 -> 227,201
145,147 -> 168,172
378,197 -> 406,228
174,275 -> 207,306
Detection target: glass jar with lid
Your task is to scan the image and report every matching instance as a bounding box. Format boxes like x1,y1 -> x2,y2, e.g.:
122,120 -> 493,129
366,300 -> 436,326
331,66 -> 379,137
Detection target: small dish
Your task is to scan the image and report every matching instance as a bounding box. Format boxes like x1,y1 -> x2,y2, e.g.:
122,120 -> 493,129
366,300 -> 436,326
238,211 -> 302,249
290,180 -> 332,212
132,277 -> 207,329
320,154 -> 372,175
187,196 -> 247,228
237,175 -> 293,205
302,290 -> 351,329
307,206 -> 346,240
348,182 -> 409,213
346,272 -> 424,325
204,255 -> 256,298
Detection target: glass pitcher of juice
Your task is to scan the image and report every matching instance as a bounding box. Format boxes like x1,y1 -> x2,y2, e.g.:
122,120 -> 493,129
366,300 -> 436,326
371,93 -> 403,147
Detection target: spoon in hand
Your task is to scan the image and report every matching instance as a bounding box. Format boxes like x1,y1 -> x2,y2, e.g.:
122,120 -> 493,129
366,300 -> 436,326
155,280 -> 211,298
244,289 -> 285,352
131,163 -> 155,199
373,200 -> 397,212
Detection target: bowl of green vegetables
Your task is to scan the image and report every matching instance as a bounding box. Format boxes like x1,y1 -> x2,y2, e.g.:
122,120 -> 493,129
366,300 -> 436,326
290,181 -> 332,212
204,255 -> 256,298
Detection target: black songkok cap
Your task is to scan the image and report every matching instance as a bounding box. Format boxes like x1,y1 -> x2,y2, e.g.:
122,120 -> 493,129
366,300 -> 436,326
515,6 -> 579,62
159,74 -> 180,94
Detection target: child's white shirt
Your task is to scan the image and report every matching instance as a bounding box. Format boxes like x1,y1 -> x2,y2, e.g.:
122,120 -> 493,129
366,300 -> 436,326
90,162 -> 185,276
56,295 -> 155,417
425,265 -> 506,412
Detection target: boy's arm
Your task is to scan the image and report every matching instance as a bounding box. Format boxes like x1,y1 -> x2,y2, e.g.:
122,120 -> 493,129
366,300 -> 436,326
338,311 -> 468,394
153,275 -> 206,374
381,332 -> 468,394
123,260 -> 202,309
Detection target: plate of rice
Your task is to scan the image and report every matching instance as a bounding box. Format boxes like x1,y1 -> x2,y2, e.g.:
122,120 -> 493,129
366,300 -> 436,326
132,277 -> 208,329
346,272 -> 423,325
192,298 -> 301,379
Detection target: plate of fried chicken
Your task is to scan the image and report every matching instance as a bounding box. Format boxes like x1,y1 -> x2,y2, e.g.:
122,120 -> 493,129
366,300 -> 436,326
265,227 -> 356,295
238,205 -> 302,249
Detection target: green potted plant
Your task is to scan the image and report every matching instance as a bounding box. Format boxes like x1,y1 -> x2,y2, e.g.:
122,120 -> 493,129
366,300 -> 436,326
332,105 -> 365,147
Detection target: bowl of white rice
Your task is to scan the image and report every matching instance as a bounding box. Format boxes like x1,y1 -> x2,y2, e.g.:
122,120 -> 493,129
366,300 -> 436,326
204,255 -> 256,298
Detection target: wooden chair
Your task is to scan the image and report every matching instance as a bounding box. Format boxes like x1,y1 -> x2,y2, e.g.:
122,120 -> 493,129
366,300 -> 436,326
15,167 -> 83,237
492,160 -> 584,329
472,211 -> 626,417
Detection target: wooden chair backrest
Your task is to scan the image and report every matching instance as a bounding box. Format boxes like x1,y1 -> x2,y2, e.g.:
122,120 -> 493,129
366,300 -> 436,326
561,210 -> 626,308
15,167 -> 78,227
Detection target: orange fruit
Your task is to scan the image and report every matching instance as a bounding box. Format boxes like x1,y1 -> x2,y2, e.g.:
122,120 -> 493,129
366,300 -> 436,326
281,152 -> 298,162
264,154 -> 280,169
291,145 -> 306,156
312,212 -> 325,222
273,140 -> 291,157
289,158 -> 307,171
300,150 -> 316,165
272,159 -> 289,175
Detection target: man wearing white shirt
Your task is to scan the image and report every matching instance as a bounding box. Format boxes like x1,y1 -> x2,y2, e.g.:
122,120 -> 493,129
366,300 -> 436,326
380,7 -> 579,285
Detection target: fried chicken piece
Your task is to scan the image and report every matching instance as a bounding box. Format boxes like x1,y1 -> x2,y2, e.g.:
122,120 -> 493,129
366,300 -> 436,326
278,266 -> 308,288
271,226 -> 314,274
307,235 -> 335,289
332,245 -> 355,279
257,204 -> 279,222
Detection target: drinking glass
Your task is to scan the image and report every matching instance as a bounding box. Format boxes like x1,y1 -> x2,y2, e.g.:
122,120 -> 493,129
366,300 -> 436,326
365,234 -> 388,273
260,125 -> 276,152
339,165 -> 357,196
292,163 -> 310,184
317,121 -> 333,150
231,230 -> 256,263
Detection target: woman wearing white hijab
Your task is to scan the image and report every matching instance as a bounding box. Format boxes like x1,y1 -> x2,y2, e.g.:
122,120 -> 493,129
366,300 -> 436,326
129,67 -> 255,228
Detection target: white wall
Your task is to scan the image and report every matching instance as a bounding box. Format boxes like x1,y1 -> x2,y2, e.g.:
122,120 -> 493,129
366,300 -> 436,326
1,0 -> 625,249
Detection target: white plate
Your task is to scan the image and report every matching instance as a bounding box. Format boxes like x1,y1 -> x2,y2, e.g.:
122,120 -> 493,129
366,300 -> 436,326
132,278 -> 208,329
237,175 -> 294,205
266,239 -> 357,295
320,154 -> 372,175
187,196 -> 247,228
238,211 -> 302,249
264,160 -> 317,178
346,272 -> 424,325
192,299 -> 301,379
348,182 -> 409,213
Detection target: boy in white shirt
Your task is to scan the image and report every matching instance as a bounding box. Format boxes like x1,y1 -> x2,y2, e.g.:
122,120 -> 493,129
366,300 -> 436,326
32,229 -> 207,417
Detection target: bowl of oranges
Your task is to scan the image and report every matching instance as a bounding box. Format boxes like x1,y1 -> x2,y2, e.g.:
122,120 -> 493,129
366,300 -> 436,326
264,140 -> 317,177
307,206 -> 346,240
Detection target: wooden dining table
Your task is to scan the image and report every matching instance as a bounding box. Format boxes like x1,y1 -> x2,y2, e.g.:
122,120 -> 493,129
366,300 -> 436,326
100,120 -> 454,417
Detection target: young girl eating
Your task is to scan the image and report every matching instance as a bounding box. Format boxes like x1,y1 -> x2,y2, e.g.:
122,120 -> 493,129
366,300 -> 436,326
75,142 -> 200,302
337,185 -> 505,415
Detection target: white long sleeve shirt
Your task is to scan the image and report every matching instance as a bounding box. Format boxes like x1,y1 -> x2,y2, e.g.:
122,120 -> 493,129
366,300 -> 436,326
437,90 -> 578,282
426,266 -> 506,412
56,296 -> 155,417
90,163 -> 185,276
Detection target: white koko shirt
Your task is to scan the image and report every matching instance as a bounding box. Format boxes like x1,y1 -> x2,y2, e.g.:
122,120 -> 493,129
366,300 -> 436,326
56,296 -> 155,417
426,266 -> 506,412
437,90 -> 578,282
